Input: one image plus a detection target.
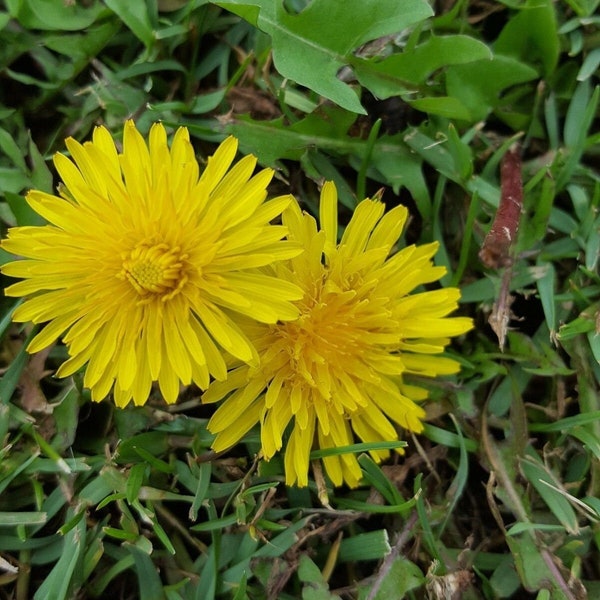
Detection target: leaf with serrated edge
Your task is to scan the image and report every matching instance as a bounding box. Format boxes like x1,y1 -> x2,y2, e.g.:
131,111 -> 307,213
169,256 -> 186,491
216,0 -> 432,113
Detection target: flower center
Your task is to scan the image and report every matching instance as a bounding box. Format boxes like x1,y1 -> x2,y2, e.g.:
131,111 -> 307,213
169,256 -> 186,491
120,240 -> 188,302
277,289 -> 365,387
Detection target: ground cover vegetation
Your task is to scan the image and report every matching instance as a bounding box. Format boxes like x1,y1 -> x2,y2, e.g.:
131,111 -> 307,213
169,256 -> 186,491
0,0 -> 599,598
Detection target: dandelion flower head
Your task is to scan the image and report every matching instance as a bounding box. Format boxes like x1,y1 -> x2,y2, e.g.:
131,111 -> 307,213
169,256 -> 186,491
1,121 -> 302,407
204,182 -> 473,487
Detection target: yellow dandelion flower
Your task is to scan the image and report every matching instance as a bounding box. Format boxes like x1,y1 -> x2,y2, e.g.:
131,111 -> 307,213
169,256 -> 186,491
1,121 -> 302,407
203,182 -> 473,488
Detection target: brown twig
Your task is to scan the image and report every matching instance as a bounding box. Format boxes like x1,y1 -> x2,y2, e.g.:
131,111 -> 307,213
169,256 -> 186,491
479,145 -> 523,269
365,510 -> 419,600
488,265 -> 515,351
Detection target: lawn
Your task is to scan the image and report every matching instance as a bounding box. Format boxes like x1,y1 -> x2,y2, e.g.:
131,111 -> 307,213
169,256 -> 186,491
0,1 -> 599,599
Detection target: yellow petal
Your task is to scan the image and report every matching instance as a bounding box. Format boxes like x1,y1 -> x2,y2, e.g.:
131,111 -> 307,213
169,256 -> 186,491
319,181 -> 338,250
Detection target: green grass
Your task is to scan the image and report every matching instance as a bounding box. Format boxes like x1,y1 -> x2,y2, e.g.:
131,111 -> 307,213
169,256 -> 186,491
1,0 -> 600,598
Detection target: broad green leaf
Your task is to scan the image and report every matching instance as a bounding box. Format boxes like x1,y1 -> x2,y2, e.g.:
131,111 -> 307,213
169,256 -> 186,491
298,555 -> 342,600
587,328 -> 600,366
569,426 -> 600,461
363,135 -> 431,218
0,12 -> 10,31
126,542 -> 166,600
51,384 -> 81,452
557,81 -> 599,190
370,557 -> 424,600
582,496 -> 600,518
216,0 -> 433,113
334,496 -> 417,514
507,332 -> 573,377
337,530 -> 391,562
0,334 -> 29,404
0,167 -> 30,196
312,440 -> 406,460
28,133 -> 53,193
188,461 -> 212,522
439,416 -> 469,536
505,534 -> 573,597
302,149 -> 361,210
519,449 -> 579,534
578,47 -> 600,81
58,509 -> 86,536
34,516 -> 86,600
585,220 -> 600,270
222,517 -> 312,586
220,109 -> 428,206
358,455 -> 405,506
138,502 -> 176,555
223,110 -> 356,164
103,0 -> 156,48
0,28 -> 36,71
403,127 -> 465,183
524,175 -> 555,249
82,535 -> 105,585
6,0 -> 106,30
87,555 -> 136,597
191,514 -> 238,532
460,267 -> 539,303
115,432 -> 171,463
489,555 -> 521,598
507,523 -> 566,535
536,261 -> 556,334
0,127 -> 26,171
126,463 -> 147,504
43,24 -> 119,61
445,55 -> 538,121
446,123 -> 473,181
353,35 -> 492,98
494,0 -> 559,77
230,572 -> 248,600
563,80 -> 594,148
0,451 -> 38,497
77,473 -> 115,506
422,423 -> 478,452
557,310 -> 597,341
408,96 -> 472,120
544,91 -> 560,148
529,410 -> 600,433
133,446 -> 174,473
0,511 -> 47,525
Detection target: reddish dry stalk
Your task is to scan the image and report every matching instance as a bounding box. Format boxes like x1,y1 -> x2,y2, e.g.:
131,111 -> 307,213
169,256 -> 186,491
479,145 -> 523,268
